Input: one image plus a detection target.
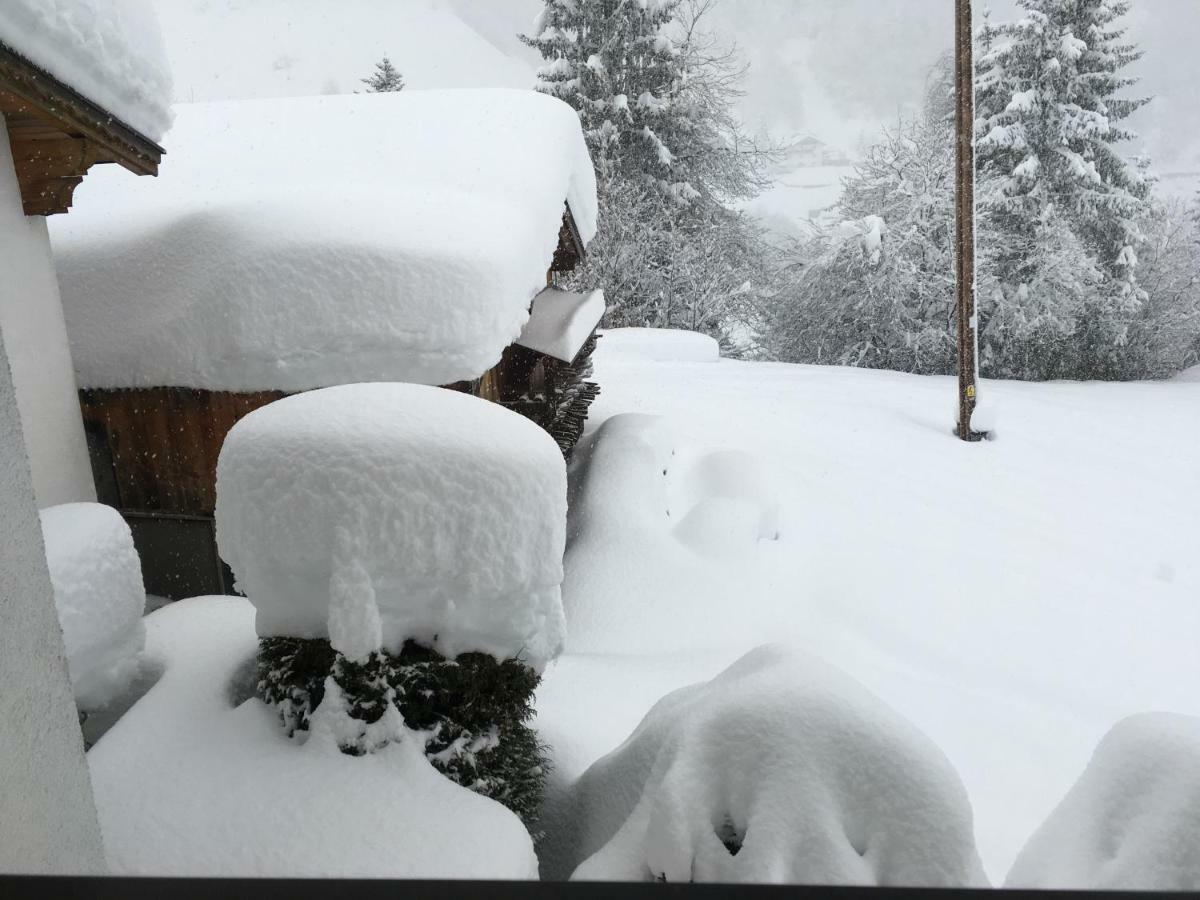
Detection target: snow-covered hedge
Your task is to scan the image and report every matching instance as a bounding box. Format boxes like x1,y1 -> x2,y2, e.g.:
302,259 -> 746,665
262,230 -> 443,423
40,502 -> 146,711
558,645 -> 988,885
1007,713 -> 1200,891
215,383 -> 567,822
215,383 -> 568,668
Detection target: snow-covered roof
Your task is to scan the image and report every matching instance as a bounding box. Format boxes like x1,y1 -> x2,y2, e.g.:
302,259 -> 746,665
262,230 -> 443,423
0,0 -> 173,141
51,89 -> 599,391
516,287 -> 606,363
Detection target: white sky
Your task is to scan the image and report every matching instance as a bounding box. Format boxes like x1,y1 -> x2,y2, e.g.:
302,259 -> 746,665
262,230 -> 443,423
452,0 -> 1200,181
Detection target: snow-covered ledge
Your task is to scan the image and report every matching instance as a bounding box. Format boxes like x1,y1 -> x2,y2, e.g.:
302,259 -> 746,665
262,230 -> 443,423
0,325 -> 106,875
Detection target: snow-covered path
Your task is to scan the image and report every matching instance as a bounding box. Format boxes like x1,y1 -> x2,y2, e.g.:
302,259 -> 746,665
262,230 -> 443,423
536,332 -> 1200,882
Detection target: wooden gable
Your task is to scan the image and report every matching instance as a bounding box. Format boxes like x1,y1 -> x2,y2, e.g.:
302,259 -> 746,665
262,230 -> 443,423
550,203 -> 587,274
0,41 -> 164,216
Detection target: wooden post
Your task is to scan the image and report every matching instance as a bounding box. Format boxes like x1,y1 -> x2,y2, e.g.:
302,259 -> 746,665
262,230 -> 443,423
955,0 -> 985,441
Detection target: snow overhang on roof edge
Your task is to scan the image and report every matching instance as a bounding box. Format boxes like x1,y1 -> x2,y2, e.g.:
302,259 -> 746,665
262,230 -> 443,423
516,287 -> 606,364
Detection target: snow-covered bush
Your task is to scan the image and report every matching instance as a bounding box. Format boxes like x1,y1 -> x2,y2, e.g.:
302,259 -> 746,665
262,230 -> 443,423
39,503 -> 146,711
1007,713 -> 1200,890
766,108 -> 956,375
88,597 -> 540,878
557,645 -> 988,885
215,383 -> 567,823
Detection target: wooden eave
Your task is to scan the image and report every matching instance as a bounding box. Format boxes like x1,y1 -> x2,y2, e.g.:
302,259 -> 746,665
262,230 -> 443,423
550,202 -> 588,274
0,40 -> 164,216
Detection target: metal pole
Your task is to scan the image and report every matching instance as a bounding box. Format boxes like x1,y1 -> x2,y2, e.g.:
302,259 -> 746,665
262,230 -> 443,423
955,0 -> 984,441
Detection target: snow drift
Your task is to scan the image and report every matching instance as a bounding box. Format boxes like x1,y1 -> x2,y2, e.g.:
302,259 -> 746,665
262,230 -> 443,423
1007,713 -> 1200,891
561,644 -> 987,884
52,89 -> 597,391
215,383 -> 568,670
40,502 -> 146,710
0,0 -> 173,140
599,328 -> 720,363
87,596 -> 539,878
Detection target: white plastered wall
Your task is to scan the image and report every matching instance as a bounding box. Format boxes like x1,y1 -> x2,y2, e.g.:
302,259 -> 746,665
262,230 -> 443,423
0,305 -> 107,873
0,129 -> 96,508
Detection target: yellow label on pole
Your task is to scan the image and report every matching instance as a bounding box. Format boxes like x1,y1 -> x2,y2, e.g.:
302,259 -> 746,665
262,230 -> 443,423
966,385 -> 976,399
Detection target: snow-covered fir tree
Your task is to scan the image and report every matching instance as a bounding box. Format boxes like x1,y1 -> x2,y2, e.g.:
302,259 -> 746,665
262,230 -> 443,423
522,0 -> 696,201
522,0 -> 779,344
975,0 -> 1151,376
361,57 -> 405,92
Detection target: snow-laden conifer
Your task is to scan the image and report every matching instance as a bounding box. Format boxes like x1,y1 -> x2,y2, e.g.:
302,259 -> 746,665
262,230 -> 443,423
976,0 -> 1150,290
521,0 -> 779,345
361,56 -> 405,92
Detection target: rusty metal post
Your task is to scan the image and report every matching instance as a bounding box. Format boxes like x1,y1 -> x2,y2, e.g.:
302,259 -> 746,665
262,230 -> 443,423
955,0 -> 984,441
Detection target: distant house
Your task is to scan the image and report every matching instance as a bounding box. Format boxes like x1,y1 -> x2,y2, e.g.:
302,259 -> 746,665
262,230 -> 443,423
52,90 -> 603,598
0,2 -> 171,875
778,134 -> 854,171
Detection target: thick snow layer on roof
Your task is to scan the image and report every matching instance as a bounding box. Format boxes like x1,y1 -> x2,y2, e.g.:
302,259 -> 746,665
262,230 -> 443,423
0,0 -> 172,141
560,645 -> 987,885
52,89 -> 598,391
40,502 -> 146,710
517,288 -> 606,363
87,596 -> 539,877
599,328 -> 720,363
1006,713 -> 1200,891
215,383 -> 568,670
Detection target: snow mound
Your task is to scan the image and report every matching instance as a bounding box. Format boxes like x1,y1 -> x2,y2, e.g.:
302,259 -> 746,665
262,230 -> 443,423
215,383 -> 568,670
563,414 -> 783,656
39,502 -> 146,710
53,89 -> 597,391
564,645 -> 988,885
0,0 -> 172,140
87,596 -> 538,878
599,328 -> 720,363
1176,364 -> 1200,382
1006,713 -> 1200,891
671,450 -> 780,555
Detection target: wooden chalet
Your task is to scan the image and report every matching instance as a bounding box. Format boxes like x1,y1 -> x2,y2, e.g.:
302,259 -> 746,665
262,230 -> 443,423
0,41 -> 163,215
78,204 -> 603,599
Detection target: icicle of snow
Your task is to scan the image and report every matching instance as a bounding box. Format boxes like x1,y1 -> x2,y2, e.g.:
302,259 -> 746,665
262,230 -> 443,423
327,529 -> 382,664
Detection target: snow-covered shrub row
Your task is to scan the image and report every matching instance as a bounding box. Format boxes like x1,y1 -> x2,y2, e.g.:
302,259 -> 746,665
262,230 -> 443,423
0,0 -> 173,140
216,384 -> 566,821
39,502 -> 146,711
88,597 -> 539,878
215,383 -> 568,668
1007,713 -> 1200,891
53,89 -> 596,391
558,645 -> 988,885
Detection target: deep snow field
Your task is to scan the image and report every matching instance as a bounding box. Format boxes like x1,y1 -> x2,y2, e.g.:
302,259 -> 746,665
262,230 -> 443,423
536,329 -> 1200,883
83,331 -> 1200,883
